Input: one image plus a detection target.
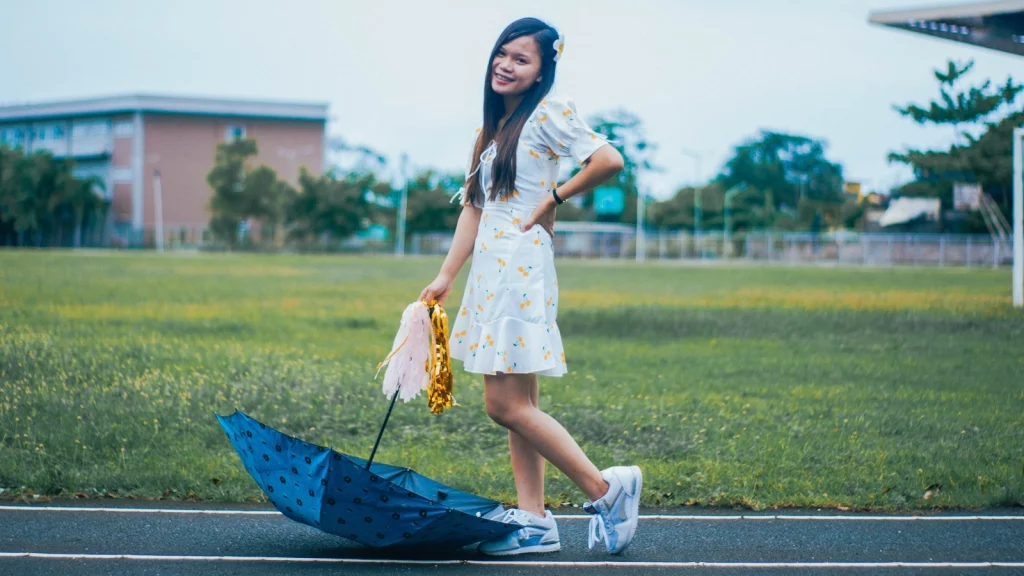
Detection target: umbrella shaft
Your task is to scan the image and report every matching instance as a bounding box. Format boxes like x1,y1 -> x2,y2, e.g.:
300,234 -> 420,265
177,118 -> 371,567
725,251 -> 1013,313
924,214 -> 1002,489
367,389 -> 400,469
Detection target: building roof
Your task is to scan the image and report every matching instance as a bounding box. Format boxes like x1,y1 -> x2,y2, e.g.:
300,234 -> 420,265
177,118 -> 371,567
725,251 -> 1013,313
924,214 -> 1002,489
0,93 -> 329,122
869,0 -> 1024,56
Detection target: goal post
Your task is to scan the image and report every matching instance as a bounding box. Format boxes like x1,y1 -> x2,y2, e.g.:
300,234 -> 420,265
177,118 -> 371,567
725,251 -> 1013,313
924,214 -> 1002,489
1014,128 -> 1022,307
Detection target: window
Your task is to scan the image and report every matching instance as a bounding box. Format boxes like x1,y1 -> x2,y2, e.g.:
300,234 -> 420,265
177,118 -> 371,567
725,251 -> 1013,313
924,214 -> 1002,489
72,121 -> 110,138
70,121 -> 111,156
111,166 -> 132,183
30,124 -> 66,141
225,124 -> 246,141
113,121 -> 134,138
1,128 -> 26,148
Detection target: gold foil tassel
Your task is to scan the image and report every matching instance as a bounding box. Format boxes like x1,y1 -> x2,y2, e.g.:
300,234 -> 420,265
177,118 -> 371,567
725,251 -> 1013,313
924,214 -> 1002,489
426,299 -> 454,414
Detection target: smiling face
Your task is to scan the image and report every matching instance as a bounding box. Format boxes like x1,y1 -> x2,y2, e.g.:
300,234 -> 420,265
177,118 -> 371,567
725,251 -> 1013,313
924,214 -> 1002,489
490,35 -> 543,98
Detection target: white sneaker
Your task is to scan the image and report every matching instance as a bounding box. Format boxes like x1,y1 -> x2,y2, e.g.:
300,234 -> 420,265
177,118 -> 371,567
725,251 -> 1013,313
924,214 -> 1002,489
478,508 -> 561,556
584,465 -> 642,554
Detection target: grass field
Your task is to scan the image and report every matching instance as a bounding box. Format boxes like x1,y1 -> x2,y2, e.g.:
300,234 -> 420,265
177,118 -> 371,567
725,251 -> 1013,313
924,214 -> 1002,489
0,250 -> 1022,511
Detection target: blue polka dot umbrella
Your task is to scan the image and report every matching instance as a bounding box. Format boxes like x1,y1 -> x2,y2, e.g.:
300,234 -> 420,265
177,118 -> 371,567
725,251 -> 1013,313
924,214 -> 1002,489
216,301 -> 522,549
216,410 -> 521,549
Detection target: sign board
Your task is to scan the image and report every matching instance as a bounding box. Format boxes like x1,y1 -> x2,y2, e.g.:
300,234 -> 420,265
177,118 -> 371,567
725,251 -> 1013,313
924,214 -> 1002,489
358,224 -> 389,241
843,181 -> 862,200
593,186 -> 624,215
953,182 -> 981,211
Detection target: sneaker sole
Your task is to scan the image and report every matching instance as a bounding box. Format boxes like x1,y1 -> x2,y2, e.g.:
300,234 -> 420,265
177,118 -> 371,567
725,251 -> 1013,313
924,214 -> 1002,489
478,542 -> 561,556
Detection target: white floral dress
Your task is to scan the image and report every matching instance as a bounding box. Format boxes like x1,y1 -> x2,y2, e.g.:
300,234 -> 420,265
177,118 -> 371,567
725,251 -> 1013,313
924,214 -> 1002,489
449,96 -> 609,377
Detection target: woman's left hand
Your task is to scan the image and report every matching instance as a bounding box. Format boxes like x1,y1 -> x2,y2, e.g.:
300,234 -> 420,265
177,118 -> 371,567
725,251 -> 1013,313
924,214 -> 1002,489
521,195 -> 557,238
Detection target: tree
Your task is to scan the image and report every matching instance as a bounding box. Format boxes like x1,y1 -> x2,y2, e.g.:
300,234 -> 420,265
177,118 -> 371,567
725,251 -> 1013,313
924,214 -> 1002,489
717,130 -> 846,214
649,184 -> 719,230
207,139 -> 256,248
838,195 -> 867,231
584,109 -> 660,223
960,109 -> 1024,212
403,170 -> 463,234
11,149 -> 66,246
0,145 -> 21,244
206,138 -> 294,248
326,136 -> 388,175
65,175 -> 105,248
648,130 -> 848,234
888,59 -> 1023,221
242,165 -> 293,246
26,151 -> 70,246
286,168 -> 372,248
0,146 -> 107,247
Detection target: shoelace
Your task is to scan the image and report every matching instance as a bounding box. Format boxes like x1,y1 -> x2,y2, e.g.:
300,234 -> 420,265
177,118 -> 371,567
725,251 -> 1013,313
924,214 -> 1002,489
498,508 -> 538,539
585,497 -> 618,551
587,510 -> 614,550
498,508 -> 534,524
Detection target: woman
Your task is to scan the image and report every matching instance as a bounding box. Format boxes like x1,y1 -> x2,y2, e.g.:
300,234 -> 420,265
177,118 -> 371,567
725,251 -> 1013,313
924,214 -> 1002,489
418,17 -> 641,556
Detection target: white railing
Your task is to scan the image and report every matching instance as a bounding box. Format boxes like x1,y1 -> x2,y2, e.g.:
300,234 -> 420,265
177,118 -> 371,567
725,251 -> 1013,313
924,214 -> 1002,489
409,230 -> 1014,268
86,226 -> 1014,268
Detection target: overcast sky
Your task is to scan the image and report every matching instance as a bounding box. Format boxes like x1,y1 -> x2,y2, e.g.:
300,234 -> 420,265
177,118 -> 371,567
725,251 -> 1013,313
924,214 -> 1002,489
2,0 -> 1021,199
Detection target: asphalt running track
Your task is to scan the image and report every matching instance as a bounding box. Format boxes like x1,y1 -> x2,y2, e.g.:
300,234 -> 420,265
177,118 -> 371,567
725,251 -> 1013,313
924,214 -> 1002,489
1,502 -> 1022,574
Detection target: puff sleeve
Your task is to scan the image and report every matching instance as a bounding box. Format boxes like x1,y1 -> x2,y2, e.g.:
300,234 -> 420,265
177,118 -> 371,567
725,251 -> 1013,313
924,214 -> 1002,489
535,96 -> 609,166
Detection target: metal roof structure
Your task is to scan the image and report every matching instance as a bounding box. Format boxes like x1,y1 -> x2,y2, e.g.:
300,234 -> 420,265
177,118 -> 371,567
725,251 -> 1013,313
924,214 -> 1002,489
869,0 -> 1024,55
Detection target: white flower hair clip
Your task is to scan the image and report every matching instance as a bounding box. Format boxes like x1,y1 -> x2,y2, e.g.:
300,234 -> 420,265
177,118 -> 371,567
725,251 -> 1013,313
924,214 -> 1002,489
552,33 -> 565,62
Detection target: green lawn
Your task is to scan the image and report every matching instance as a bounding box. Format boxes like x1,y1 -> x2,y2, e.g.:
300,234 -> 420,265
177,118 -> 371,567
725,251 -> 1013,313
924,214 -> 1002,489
0,250 -> 1021,511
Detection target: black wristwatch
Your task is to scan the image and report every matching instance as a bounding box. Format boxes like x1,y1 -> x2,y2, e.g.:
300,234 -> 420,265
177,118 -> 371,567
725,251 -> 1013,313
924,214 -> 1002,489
552,188 -> 565,205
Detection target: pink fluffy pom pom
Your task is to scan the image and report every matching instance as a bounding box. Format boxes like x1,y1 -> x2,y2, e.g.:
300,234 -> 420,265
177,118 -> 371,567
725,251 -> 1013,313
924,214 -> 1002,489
377,301 -> 432,402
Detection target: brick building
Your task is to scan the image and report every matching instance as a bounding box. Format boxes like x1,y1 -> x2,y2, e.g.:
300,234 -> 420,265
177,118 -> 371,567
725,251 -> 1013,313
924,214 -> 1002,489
0,93 -> 327,245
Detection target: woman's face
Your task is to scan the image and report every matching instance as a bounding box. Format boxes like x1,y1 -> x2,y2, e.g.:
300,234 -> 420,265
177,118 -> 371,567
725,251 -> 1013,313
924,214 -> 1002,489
490,35 -> 542,98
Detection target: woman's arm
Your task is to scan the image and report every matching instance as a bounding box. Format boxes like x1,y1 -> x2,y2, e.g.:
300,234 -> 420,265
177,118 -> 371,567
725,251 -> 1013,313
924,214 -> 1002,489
553,145 -> 625,203
418,204 -> 482,305
521,145 -> 624,233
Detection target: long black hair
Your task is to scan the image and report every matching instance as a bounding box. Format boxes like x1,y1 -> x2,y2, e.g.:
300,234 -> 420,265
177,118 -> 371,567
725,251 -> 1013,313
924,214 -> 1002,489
464,18 -> 560,205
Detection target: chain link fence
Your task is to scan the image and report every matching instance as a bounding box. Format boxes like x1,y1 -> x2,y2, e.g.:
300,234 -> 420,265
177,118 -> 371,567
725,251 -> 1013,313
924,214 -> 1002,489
410,230 -> 1014,268
86,224 -> 1015,268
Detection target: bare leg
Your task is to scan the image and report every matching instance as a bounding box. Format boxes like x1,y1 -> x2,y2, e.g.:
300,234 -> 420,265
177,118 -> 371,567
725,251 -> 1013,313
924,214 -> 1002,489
485,372 -> 609,504
506,376 -> 545,516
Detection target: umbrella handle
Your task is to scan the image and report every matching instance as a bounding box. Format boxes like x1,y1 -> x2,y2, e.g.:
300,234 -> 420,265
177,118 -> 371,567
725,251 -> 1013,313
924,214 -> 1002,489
366,304 -> 437,470
367,388 -> 400,470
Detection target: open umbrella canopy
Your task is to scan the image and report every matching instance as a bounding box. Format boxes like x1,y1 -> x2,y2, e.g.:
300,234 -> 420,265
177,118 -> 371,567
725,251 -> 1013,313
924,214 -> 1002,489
216,410 -> 522,549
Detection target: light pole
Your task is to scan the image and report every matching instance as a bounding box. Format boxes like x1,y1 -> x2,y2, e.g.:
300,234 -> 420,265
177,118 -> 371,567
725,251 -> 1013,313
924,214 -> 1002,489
680,148 -> 702,233
1013,127 -> 1022,307
396,153 -> 408,257
152,170 -> 164,252
636,186 -> 647,263
681,148 -> 703,258
723,186 -> 743,259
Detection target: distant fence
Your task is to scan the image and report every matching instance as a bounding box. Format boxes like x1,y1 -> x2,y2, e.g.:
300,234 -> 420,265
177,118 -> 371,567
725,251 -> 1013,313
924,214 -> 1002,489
410,230 -> 1015,268
741,232 -> 1012,268
107,224 -> 211,250
20,223 -> 1013,268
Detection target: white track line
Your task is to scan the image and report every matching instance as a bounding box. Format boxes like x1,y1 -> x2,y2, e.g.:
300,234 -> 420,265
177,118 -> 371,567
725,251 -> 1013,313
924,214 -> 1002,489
0,552 -> 1022,569
553,514 -> 1024,521
1,506 -> 1023,521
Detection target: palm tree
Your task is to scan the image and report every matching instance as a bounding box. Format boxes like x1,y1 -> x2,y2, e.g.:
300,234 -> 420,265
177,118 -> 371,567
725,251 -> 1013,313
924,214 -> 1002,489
65,176 -> 105,248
